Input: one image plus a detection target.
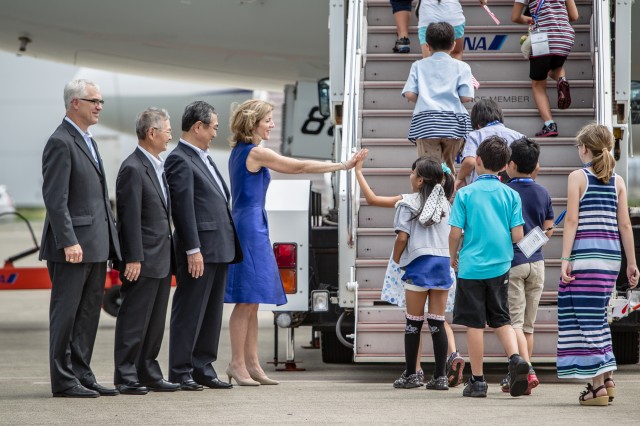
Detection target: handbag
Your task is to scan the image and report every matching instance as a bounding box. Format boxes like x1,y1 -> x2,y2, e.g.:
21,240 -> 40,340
381,257 -> 406,307
520,31 -> 532,59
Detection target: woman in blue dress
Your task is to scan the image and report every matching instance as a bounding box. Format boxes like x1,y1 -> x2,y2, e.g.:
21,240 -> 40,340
225,99 -> 365,386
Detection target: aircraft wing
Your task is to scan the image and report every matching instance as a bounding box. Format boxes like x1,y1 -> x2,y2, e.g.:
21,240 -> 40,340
0,0 -> 330,90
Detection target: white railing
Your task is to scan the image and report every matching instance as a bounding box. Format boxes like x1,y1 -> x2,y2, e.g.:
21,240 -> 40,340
592,0 -> 613,128
337,0 -> 365,310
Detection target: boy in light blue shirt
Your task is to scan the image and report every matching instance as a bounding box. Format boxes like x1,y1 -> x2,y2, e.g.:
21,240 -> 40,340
448,135 -> 530,398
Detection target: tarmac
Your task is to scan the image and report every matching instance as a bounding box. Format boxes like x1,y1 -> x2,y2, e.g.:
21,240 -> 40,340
1,220 -> 639,424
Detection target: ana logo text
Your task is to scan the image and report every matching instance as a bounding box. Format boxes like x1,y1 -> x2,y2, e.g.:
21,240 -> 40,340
0,273 -> 18,285
464,35 -> 507,51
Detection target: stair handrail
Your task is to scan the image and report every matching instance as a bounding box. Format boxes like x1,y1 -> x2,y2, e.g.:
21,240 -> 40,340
592,0 -> 612,128
340,0 -> 364,248
337,0 -> 365,311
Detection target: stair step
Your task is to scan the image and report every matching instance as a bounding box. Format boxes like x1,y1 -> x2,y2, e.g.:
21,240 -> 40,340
363,80 -> 594,110
356,226 -> 564,259
361,108 -> 595,139
364,52 -> 593,82
357,304 -> 558,323
358,287 -> 559,305
367,25 -> 591,55
366,0 -> 593,28
355,322 -> 559,359
355,259 -> 562,296
360,136 -> 584,168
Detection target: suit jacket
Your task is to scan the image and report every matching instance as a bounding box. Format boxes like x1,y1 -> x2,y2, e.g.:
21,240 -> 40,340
115,148 -> 174,279
39,119 -> 121,263
164,142 -> 242,264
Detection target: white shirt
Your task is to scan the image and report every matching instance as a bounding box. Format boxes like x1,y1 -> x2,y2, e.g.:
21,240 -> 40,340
64,116 -> 98,165
137,145 -> 167,203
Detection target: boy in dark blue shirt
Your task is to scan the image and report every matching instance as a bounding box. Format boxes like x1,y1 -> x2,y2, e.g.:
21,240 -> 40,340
502,137 -> 554,395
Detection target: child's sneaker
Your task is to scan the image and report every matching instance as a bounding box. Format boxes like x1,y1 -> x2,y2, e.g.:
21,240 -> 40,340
500,373 -> 510,393
417,369 -> 425,386
535,122 -> 558,137
462,378 -> 488,398
508,354 -> 530,397
426,376 -> 449,390
525,367 -> 539,395
557,78 -> 571,109
392,37 -> 410,53
393,371 -> 423,389
446,352 -> 465,387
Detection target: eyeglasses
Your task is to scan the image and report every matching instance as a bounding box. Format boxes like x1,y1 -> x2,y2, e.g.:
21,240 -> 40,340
152,127 -> 172,136
78,98 -> 105,106
203,122 -> 219,130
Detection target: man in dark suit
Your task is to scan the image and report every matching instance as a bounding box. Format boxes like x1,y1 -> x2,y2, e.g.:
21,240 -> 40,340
40,79 -> 121,398
113,107 -> 180,395
164,101 -> 242,391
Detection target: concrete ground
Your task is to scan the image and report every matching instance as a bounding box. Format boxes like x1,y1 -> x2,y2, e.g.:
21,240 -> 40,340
1,220 -> 639,424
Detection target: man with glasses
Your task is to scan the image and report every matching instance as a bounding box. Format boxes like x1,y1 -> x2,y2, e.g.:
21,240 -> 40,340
164,101 -> 242,391
40,79 -> 121,398
113,107 -> 180,395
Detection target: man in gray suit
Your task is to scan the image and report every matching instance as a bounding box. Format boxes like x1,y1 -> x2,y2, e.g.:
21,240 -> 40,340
40,79 -> 121,398
113,108 -> 180,395
164,101 -> 242,391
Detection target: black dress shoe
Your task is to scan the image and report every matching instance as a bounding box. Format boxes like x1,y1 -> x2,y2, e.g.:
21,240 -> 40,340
197,377 -> 233,389
84,382 -> 120,396
179,379 -> 204,391
116,382 -> 148,395
145,379 -> 180,392
53,384 -> 100,398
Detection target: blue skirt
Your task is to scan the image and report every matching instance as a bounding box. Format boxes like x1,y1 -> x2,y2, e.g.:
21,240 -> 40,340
402,255 -> 452,289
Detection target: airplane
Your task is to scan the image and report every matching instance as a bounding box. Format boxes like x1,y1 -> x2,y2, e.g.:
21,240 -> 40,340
0,0 -> 331,90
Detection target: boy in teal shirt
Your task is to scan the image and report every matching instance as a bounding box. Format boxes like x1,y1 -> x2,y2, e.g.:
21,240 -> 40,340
448,135 -> 530,398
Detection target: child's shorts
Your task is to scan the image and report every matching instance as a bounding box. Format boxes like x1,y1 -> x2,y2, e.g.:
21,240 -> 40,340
452,271 -> 510,329
419,23 -> 465,45
529,55 -> 567,81
390,0 -> 412,14
508,260 -> 545,333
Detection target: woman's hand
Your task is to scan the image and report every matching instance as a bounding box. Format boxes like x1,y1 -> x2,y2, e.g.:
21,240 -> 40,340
560,259 -> 575,284
627,264 -> 639,288
344,149 -> 368,170
354,149 -> 368,173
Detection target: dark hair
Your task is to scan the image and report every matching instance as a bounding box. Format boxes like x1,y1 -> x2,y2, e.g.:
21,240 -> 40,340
470,99 -> 504,129
476,136 -> 511,172
509,137 -> 540,174
425,22 -> 455,52
411,156 -> 454,222
182,101 -> 216,132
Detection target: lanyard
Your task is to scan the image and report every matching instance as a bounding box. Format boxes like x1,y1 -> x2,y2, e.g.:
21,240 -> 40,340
476,174 -> 500,181
508,177 -> 534,183
531,0 -> 545,26
485,120 -> 501,127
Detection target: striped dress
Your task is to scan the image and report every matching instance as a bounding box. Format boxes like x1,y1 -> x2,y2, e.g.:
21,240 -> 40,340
556,169 -> 619,379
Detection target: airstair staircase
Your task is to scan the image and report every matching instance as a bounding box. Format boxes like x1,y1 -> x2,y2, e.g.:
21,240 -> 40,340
351,0 -> 596,362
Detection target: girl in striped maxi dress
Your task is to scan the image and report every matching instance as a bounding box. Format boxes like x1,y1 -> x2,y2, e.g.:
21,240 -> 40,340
557,124 -> 639,406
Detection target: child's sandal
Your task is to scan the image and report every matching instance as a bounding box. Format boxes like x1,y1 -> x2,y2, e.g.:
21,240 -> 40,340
578,383 -> 609,406
604,377 -> 616,403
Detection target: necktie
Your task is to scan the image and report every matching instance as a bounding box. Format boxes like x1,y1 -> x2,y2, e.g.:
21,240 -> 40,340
206,155 -> 229,201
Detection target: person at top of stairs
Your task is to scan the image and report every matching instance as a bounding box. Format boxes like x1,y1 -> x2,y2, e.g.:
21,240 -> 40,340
356,154 -> 459,390
512,0 -> 579,137
449,136 -> 530,398
390,0 -> 412,53
403,22 -> 473,173
456,99 -> 526,190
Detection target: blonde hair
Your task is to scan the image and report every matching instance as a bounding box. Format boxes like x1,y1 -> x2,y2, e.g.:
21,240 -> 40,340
576,123 -> 616,183
229,99 -> 274,147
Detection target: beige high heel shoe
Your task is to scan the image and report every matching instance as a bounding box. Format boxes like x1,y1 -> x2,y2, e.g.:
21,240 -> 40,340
226,366 -> 260,386
248,370 -> 279,385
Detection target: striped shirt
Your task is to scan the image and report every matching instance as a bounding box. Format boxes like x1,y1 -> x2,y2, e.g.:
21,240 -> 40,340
516,0 -> 575,57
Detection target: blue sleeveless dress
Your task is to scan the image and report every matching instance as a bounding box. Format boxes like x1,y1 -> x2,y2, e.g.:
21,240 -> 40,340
225,142 -> 287,305
556,169 -> 619,379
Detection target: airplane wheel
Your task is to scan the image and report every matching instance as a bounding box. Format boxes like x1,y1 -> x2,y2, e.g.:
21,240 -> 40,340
103,285 -> 122,317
